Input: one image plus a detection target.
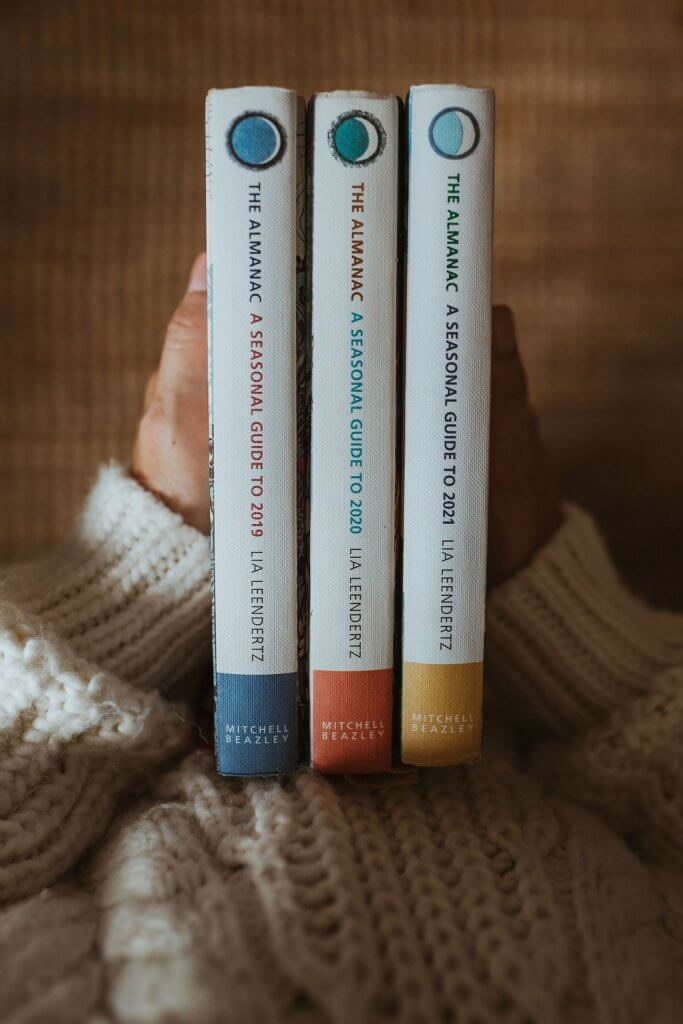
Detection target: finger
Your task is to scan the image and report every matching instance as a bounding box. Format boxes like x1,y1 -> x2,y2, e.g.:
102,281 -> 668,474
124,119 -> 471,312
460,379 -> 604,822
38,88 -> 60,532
492,304 -> 517,356
491,305 -> 528,405
144,369 -> 159,409
489,306 -> 533,488
187,252 -> 207,293
158,254 -> 208,390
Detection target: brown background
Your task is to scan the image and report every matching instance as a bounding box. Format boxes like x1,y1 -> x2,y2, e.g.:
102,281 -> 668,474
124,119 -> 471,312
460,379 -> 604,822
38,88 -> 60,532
1,0 -> 681,606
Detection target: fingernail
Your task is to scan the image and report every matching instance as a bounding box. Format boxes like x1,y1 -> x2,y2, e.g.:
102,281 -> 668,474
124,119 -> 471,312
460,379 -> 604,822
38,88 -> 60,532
187,253 -> 207,293
492,305 -> 517,356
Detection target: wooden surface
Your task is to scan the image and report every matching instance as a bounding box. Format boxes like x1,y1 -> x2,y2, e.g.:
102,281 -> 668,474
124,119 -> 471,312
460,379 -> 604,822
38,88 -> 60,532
1,0 -> 681,606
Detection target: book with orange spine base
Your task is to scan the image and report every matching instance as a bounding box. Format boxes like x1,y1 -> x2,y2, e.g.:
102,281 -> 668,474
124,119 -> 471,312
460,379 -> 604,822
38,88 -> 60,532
308,92 -> 400,773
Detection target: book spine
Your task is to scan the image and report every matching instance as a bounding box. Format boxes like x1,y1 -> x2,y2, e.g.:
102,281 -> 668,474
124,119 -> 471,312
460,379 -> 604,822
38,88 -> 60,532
206,87 -> 304,775
309,93 -> 399,773
401,85 -> 495,766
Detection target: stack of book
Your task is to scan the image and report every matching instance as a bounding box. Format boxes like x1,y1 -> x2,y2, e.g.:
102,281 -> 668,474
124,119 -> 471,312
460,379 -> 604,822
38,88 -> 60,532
206,84 -> 494,776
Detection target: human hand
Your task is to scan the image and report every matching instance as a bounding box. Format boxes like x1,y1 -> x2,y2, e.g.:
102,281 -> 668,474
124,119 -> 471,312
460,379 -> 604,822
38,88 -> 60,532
487,305 -> 561,586
133,253 -> 210,534
133,268 -> 559,573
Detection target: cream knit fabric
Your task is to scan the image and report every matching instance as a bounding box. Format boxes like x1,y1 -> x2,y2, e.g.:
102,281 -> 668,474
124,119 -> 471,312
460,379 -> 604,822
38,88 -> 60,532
1,464 -> 681,1024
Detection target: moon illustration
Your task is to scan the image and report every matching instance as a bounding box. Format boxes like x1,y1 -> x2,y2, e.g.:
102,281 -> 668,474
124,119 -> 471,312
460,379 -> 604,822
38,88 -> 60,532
228,113 -> 285,168
331,112 -> 385,165
428,107 -> 480,160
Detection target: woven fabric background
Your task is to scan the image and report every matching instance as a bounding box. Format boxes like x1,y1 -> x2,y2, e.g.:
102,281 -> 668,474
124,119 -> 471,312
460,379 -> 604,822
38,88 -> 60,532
1,0 -> 681,606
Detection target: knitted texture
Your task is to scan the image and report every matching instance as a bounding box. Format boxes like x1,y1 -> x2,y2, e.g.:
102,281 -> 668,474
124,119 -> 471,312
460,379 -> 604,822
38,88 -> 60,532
1,472 -> 682,1023
4,463 -> 212,691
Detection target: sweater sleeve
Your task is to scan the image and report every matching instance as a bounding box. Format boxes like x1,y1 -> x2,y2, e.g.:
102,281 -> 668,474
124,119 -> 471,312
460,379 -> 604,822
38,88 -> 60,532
0,465 -> 212,902
486,504 -> 683,866
2,463 -> 212,692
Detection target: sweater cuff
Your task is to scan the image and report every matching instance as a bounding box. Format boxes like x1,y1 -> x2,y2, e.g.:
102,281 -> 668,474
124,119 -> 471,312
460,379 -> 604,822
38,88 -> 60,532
485,504 -> 683,737
2,463 -> 211,691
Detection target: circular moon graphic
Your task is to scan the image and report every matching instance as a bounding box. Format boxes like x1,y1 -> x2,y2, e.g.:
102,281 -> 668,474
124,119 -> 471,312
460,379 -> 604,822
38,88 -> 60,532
330,111 -> 385,166
227,113 -> 285,169
428,107 -> 480,159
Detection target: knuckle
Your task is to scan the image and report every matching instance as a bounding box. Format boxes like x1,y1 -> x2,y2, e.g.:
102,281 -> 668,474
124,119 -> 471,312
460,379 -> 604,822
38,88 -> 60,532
166,293 -> 207,347
143,389 -> 168,427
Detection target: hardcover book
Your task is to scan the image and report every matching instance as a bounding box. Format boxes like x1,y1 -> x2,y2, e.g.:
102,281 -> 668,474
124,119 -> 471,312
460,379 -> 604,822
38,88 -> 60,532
401,84 -> 495,766
308,92 -> 400,773
206,86 -> 305,775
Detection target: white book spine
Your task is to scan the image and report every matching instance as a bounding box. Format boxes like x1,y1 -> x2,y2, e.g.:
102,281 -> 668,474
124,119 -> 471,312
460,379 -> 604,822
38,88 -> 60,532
401,85 -> 495,766
308,92 -> 399,773
206,87 -> 304,775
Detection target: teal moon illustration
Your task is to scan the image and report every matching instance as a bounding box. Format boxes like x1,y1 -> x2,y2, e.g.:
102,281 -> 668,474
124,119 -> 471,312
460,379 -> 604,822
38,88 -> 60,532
428,107 -> 480,159
228,113 -> 285,168
330,112 -> 385,165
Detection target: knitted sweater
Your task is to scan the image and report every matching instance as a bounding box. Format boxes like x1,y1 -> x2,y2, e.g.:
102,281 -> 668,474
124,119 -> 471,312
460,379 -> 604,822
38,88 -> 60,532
1,466 -> 681,1024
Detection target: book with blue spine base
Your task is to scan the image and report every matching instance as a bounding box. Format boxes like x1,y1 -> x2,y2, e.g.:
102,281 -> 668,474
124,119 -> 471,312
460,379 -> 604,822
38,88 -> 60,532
401,84 -> 494,767
308,92 -> 400,773
206,87 -> 305,775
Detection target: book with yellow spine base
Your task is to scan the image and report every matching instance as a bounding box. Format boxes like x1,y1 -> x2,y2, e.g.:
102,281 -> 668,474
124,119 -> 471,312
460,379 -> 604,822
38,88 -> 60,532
401,85 -> 494,766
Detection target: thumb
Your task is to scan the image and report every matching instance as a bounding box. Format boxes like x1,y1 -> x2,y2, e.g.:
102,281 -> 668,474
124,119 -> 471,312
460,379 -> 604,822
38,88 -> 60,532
158,253 -> 208,392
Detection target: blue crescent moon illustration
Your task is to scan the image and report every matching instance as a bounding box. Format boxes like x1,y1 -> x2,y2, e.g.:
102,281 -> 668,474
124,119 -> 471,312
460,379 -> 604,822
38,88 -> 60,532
428,108 -> 480,159
330,111 -> 385,166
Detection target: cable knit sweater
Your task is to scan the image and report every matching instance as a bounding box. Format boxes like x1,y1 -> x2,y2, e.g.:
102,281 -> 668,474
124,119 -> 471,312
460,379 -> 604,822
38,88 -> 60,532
1,465 -> 682,1024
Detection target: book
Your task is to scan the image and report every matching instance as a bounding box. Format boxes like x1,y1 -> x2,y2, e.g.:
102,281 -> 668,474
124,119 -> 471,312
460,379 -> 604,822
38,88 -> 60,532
308,92 -> 400,773
401,84 -> 495,767
206,86 -> 305,775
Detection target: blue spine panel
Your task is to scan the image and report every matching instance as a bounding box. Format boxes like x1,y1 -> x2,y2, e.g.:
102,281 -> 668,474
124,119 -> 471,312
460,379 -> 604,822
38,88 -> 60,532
215,673 -> 299,775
